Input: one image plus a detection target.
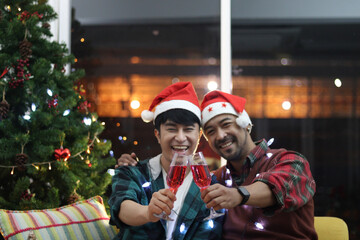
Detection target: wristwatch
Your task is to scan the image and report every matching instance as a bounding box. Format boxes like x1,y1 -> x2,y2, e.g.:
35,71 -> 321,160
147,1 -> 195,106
237,186 -> 250,206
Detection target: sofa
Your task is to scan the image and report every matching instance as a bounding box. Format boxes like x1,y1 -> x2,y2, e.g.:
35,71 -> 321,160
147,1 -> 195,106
0,196 -> 118,240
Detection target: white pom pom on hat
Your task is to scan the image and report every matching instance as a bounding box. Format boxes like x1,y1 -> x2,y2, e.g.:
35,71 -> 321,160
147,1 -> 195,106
141,82 -> 201,123
236,110 -> 252,132
141,110 -> 154,123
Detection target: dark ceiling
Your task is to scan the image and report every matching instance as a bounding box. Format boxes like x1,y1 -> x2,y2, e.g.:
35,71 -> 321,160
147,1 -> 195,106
72,20 -> 360,77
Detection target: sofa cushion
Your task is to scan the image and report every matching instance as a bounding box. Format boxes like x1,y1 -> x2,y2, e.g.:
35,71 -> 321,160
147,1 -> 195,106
0,196 -> 118,240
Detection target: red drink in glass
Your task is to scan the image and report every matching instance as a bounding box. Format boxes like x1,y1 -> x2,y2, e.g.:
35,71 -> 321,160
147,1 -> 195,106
167,165 -> 187,193
191,164 -> 211,189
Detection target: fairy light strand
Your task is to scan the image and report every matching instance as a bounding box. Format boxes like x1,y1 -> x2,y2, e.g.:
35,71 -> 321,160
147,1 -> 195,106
0,131 -> 101,173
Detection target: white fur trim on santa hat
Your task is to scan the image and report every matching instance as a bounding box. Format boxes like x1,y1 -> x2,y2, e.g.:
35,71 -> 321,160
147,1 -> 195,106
201,102 -> 237,126
155,99 -> 201,121
142,99 -> 201,123
201,102 -> 252,130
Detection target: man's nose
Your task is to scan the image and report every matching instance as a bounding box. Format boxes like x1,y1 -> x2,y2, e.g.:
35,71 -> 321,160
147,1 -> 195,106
175,130 -> 186,142
216,129 -> 227,141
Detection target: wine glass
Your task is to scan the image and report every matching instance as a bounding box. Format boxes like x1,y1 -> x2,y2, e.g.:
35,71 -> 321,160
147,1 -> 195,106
153,153 -> 188,221
190,151 -> 225,220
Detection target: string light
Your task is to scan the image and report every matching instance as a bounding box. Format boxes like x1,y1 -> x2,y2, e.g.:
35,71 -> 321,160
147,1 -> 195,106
2,132 -> 102,173
179,223 -> 186,233
32,164 -> 39,170
255,222 -> 264,230
86,146 -> 91,154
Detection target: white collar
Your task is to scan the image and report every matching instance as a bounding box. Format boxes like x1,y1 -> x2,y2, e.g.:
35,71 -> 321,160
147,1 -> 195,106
148,154 -> 163,180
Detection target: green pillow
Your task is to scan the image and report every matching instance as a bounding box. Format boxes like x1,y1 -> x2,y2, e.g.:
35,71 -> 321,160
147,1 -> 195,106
0,196 -> 118,240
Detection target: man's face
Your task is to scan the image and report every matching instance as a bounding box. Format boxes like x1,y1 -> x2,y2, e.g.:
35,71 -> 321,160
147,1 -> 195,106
203,114 -> 245,161
155,120 -> 200,164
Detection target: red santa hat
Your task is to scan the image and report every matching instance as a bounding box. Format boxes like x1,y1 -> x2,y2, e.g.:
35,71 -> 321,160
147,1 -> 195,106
200,90 -> 252,131
141,82 -> 201,123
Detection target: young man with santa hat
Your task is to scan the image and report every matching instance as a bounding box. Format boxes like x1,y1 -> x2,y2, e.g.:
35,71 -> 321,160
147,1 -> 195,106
199,90 -> 317,239
108,82 -> 223,240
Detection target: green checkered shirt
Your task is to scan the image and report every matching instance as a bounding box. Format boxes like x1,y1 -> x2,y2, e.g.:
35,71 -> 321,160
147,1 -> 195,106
109,155 -> 223,240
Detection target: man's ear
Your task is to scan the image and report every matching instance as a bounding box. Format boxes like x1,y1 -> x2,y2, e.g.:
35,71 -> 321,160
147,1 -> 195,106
154,129 -> 161,144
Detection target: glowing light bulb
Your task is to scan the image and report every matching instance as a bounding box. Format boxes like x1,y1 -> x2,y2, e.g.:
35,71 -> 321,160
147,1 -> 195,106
130,100 -> 140,109
208,220 -> 214,229
207,81 -> 218,91
282,100 -> 291,110
180,223 -> 186,233
11,167 -> 14,175
334,78 -> 342,87
255,222 -> 264,230
48,163 -> 52,170
63,109 -> 70,116
107,169 -> 115,176
47,89 -> 53,96
31,103 -> 36,111
83,117 -> 92,126
267,138 -> 274,146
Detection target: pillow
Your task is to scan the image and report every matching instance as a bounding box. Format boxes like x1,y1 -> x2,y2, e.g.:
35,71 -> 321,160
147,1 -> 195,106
0,196 -> 118,240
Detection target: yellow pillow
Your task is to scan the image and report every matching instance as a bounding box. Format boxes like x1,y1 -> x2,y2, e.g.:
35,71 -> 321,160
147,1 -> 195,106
0,196 -> 118,240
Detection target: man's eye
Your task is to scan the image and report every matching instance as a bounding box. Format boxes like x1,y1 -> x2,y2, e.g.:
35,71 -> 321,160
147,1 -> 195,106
206,130 -> 214,136
223,122 -> 232,127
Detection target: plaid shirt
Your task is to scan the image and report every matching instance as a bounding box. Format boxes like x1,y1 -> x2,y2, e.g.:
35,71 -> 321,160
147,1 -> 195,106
109,154 -> 223,240
215,139 -> 317,239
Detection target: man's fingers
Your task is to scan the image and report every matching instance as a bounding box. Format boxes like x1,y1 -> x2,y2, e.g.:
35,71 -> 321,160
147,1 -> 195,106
151,191 -> 175,215
116,153 -> 138,167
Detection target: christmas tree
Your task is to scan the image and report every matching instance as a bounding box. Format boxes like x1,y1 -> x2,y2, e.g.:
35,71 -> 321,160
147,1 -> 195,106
0,0 -> 114,210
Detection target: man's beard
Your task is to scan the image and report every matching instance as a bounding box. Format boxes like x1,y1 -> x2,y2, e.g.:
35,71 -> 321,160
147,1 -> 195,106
216,129 -> 248,162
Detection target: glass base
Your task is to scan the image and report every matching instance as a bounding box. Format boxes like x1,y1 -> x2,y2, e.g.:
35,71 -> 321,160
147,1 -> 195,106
153,211 -> 174,221
203,209 -> 225,221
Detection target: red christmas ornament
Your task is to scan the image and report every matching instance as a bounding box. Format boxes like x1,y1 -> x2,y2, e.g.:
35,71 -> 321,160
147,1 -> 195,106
54,147 -> 71,161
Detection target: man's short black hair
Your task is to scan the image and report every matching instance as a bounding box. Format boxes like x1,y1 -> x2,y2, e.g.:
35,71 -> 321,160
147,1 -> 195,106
154,109 -> 200,131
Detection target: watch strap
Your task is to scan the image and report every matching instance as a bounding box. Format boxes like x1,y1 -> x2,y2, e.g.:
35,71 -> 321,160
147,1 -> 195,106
237,186 -> 250,205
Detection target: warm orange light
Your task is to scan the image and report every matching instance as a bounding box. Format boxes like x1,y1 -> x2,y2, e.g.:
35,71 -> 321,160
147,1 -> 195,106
133,141 -> 138,146
80,38 -> 85,43
130,56 -> 140,64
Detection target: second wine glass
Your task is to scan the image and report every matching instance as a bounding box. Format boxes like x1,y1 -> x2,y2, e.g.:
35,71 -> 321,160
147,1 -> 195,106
190,151 -> 225,221
153,153 -> 188,221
